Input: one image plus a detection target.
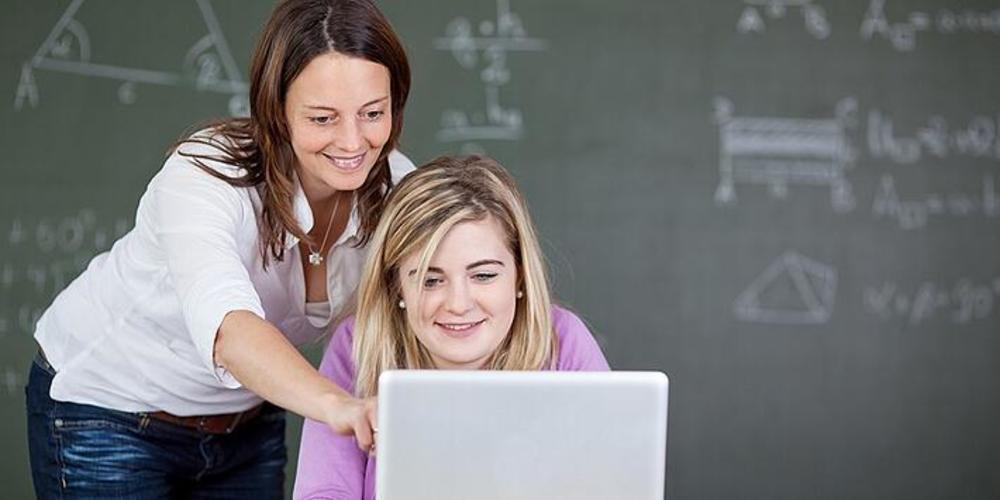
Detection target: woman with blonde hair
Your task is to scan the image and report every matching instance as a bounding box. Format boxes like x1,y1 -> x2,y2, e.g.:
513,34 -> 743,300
294,155 -> 609,499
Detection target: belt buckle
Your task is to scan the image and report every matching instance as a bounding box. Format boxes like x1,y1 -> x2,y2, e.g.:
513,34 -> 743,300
197,416 -> 212,433
195,410 -> 245,434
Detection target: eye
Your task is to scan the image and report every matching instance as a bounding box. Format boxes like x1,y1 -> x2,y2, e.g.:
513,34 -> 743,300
422,276 -> 444,289
309,115 -> 335,125
472,272 -> 498,282
362,109 -> 385,122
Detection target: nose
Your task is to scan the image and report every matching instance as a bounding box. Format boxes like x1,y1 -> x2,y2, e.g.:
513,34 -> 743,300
444,281 -> 474,315
335,118 -> 364,152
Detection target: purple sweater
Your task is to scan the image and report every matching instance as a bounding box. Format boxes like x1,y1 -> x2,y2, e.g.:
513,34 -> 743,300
293,306 -> 610,500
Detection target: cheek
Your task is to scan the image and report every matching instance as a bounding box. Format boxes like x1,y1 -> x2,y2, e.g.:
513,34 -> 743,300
287,120 -> 326,152
293,130 -> 326,154
499,295 -> 518,324
367,120 -> 393,147
415,293 -> 442,324
482,291 -> 517,334
495,279 -> 519,316
400,287 -> 432,326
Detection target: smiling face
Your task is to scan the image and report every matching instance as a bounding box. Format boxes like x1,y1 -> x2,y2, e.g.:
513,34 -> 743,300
284,52 -> 392,200
398,217 -> 519,370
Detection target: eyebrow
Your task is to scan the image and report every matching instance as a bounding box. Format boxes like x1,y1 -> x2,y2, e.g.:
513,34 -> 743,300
304,96 -> 390,112
407,259 -> 505,277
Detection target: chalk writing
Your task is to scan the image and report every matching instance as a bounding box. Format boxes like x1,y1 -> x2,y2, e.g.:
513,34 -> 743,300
873,174 -> 1000,230
868,110 -> 1000,164
734,251 -> 838,325
864,277 -> 1000,325
737,0 -> 831,39
861,0 -> 1000,51
1,210 -> 130,336
433,0 -> 546,145
714,97 -> 857,212
14,0 -> 248,115
6,210 -> 130,254
0,367 -> 22,397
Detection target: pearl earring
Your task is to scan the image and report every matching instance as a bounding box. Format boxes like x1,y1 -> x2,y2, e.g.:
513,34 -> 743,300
516,290 -> 524,299
398,299 -> 406,309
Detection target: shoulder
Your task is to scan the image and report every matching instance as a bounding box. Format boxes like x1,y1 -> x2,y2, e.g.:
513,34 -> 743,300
149,129 -> 252,204
327,315 -> 358,360
318,315 -> 359,391
387,150 -> 416,184
551,305 -> 611,371
164,127 -> 248,180
331,315 -> 358,343
552,305 -> 589,338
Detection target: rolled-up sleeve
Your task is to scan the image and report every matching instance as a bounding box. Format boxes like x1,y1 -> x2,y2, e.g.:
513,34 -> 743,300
150,153 -> 265,388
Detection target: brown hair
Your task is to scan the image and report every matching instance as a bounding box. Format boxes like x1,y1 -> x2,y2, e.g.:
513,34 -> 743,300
175,0 -> 410,267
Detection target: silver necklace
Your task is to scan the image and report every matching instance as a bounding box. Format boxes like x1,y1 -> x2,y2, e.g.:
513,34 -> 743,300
306,193 -> 343,266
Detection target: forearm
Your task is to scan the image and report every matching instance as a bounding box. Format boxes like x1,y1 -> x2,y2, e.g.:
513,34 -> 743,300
214,310 -> 347,422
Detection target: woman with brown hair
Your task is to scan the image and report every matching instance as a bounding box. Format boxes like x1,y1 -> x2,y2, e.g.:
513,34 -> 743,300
25,0 -> 409,497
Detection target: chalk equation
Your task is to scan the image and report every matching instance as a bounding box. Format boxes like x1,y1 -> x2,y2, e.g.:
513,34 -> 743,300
0,305 -> 48,340
713,97 -> 857,212
864,277 -> 1000,325
736,0 -> 1000,50
14,0 -> 248,115
868,109 -> 1000,164
2,210 -> 130,337
873,174 -> 1000,230
0,367 -> 23,397
433,0 -> 547,150
734,251 -> 838,325
861,0 -> 1000,52
737,0 -> 831,39
6,210 -> 130,255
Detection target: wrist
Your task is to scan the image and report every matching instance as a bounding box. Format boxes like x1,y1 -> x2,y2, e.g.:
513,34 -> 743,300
318,390 -> 353,428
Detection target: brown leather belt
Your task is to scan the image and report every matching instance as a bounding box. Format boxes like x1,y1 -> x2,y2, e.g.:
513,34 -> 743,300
147,404 -> 265,434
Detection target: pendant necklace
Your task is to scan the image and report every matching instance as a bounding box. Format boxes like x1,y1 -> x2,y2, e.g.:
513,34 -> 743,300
306,193 -> 343,267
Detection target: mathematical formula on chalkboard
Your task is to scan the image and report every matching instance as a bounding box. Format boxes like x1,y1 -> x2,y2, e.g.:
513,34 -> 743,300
0,211 -> 130,338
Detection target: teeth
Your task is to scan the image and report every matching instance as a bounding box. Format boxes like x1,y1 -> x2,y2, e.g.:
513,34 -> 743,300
326,153 -> 364,169
438,320 -> 482,331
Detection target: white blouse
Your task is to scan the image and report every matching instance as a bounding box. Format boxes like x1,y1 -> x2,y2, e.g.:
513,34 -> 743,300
34,136 -> 414,415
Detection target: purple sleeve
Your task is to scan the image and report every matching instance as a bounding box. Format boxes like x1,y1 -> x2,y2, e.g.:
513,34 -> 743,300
293,317 -> 374,500
552,306 -> 611,371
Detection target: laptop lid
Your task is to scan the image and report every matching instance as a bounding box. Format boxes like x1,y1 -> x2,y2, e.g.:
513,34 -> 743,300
375,370 -> 669,500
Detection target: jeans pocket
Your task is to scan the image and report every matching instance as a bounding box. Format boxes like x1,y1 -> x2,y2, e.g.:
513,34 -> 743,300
54,414 -> 166,496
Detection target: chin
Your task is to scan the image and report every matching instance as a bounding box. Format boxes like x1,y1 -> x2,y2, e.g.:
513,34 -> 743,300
324,169 -> 371,191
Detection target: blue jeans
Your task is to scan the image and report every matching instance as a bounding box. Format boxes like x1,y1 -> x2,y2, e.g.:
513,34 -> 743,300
25,353 -> 286,499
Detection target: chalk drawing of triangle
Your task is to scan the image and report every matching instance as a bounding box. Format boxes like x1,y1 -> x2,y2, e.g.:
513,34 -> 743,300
733,251 -> 837,325
26,0 -> 245,94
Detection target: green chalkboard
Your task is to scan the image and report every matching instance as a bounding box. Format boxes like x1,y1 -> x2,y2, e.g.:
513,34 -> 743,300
3,0 -> 1000,498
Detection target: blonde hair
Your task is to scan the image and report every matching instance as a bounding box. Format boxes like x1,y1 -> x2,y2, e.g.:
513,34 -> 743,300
351,155 -> 556,397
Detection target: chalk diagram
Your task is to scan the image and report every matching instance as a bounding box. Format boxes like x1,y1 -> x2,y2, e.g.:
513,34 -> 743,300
734,251 -> 837,324
713,97 -> 857,212
433,0 -> 547,150
737,0 -> 831,39
14,0 -> 248,115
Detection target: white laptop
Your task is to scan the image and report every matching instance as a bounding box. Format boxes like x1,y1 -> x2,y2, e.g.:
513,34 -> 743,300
375,370 -> 669,500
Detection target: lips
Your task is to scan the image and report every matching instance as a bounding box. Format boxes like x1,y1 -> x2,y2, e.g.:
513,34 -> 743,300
323,151 -> 366,172
434,318 -> 486,339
